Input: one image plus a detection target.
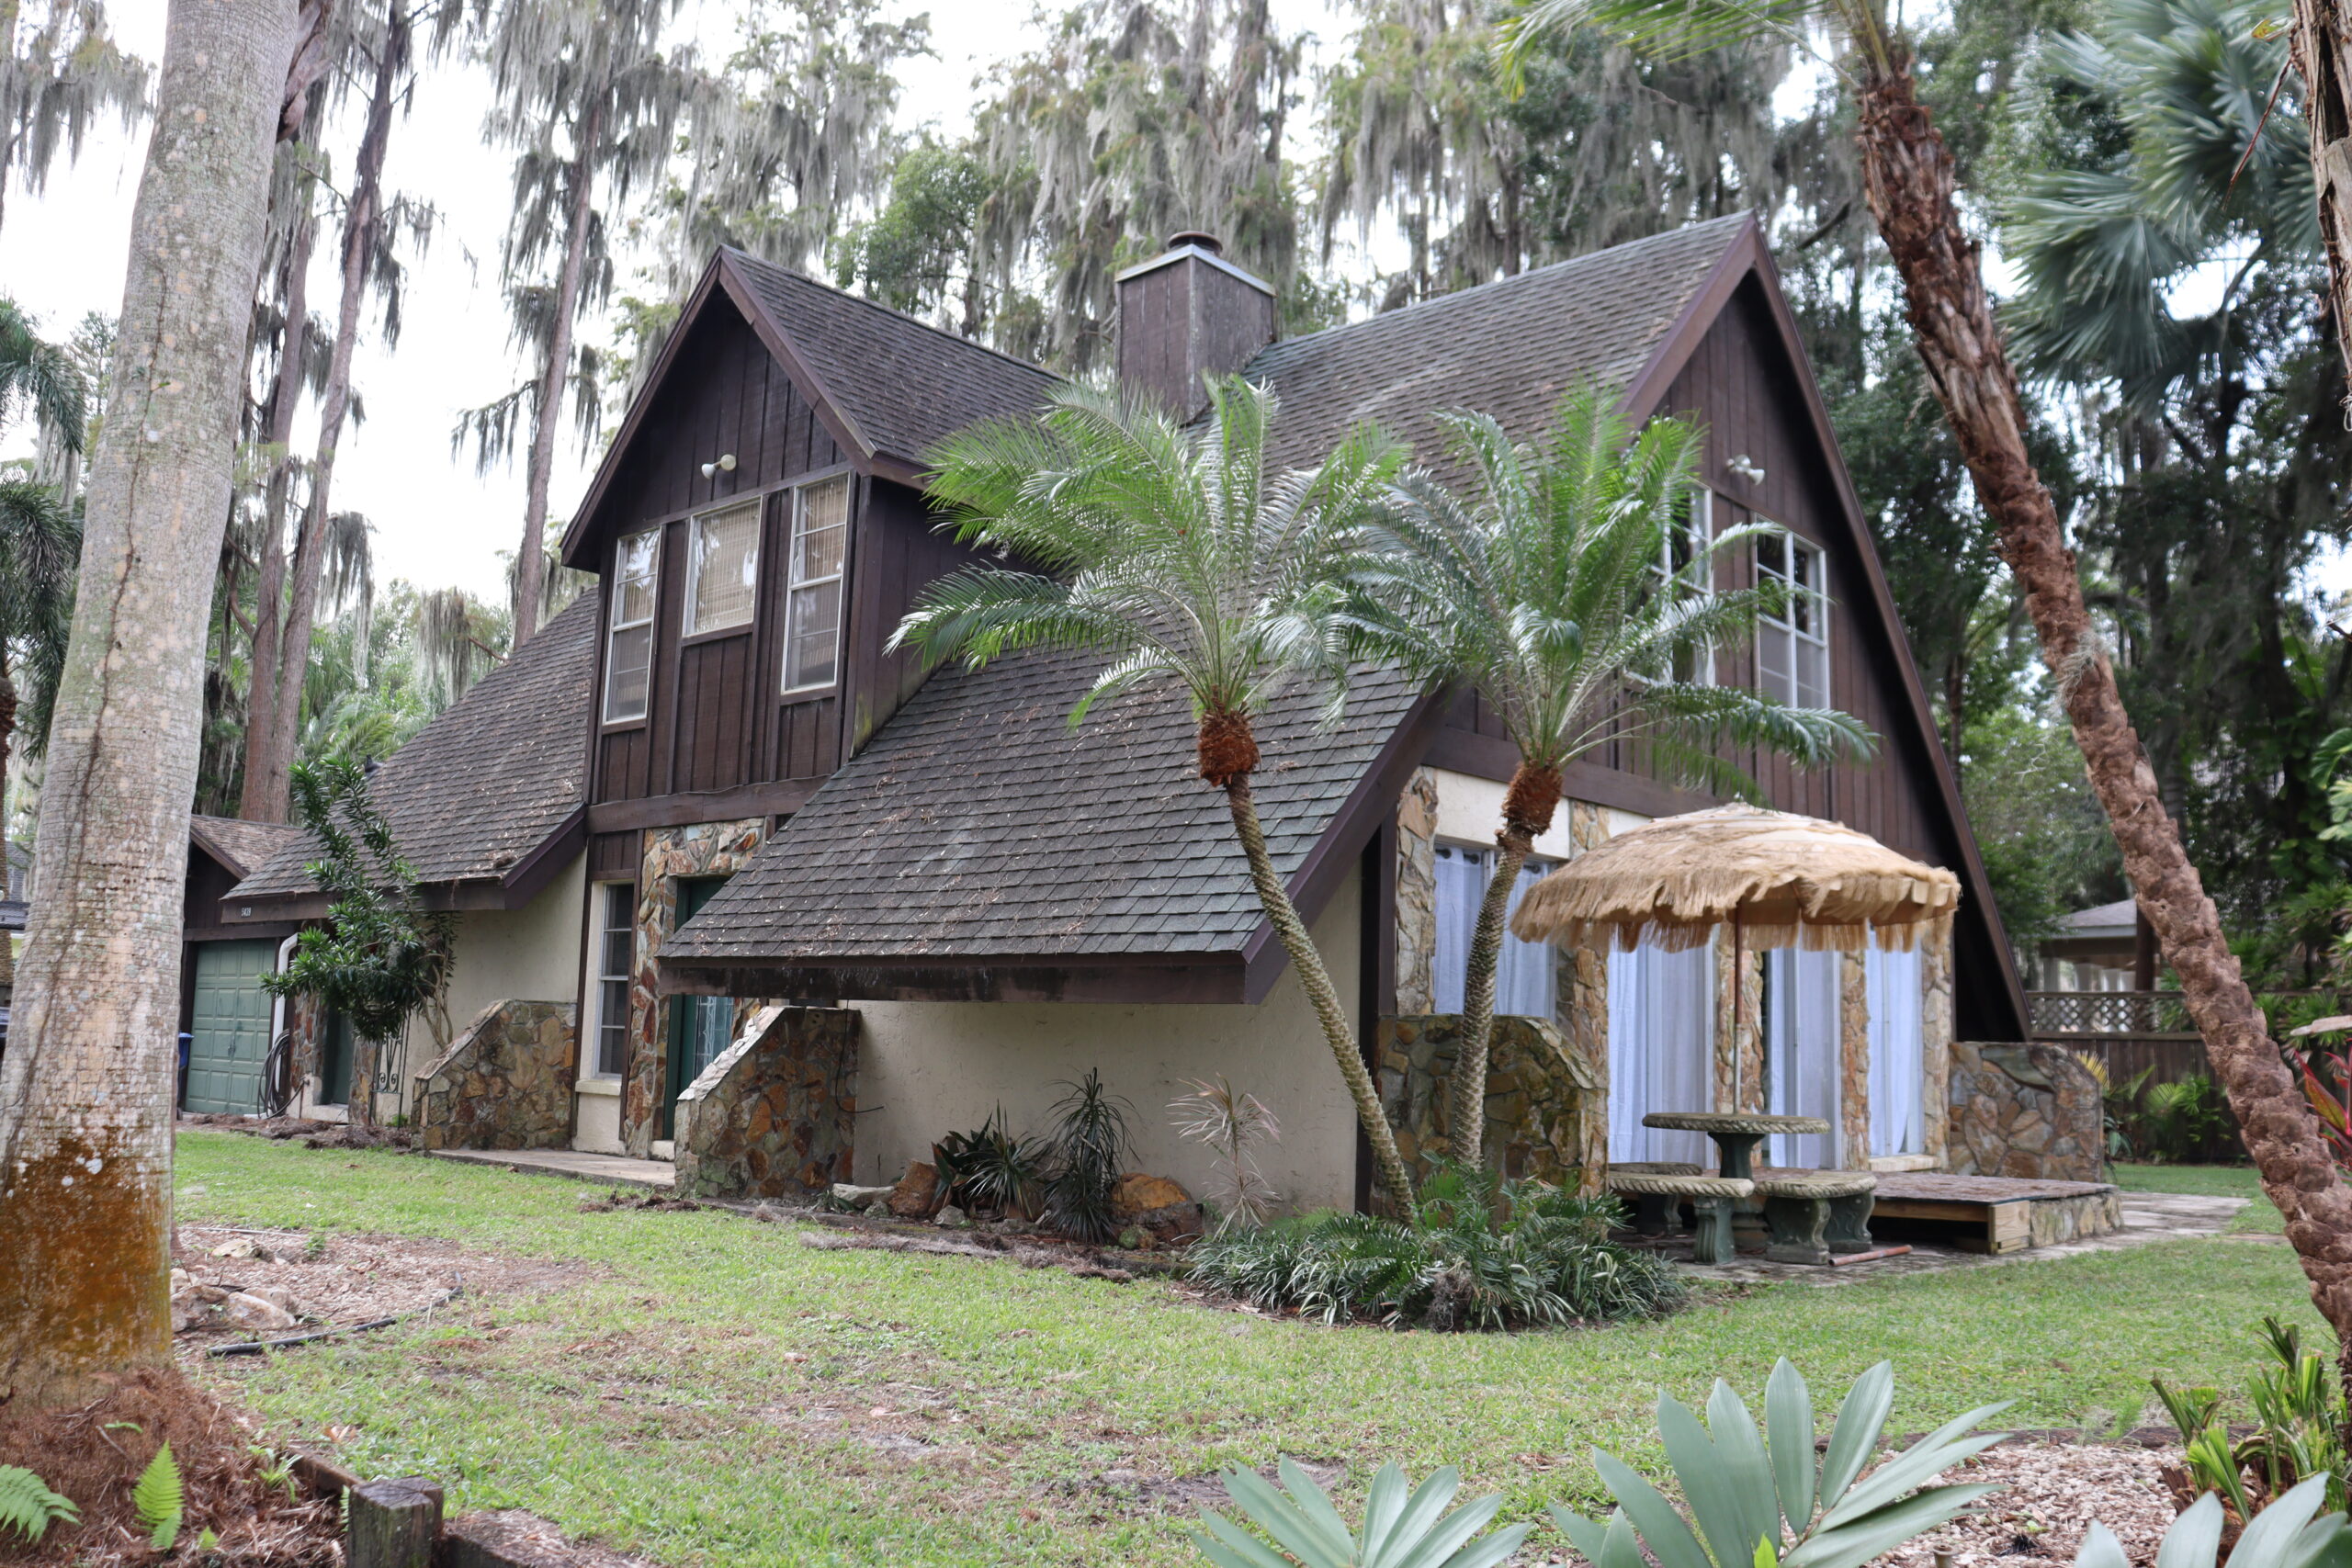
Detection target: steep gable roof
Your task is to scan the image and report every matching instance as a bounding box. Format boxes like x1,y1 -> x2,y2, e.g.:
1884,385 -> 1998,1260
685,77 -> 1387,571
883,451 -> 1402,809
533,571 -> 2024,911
223,594 -> 598,916
188,815 -> 303,881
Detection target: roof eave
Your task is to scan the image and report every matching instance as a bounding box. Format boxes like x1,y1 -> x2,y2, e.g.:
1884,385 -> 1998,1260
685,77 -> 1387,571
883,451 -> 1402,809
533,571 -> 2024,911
220,805 -> 584,924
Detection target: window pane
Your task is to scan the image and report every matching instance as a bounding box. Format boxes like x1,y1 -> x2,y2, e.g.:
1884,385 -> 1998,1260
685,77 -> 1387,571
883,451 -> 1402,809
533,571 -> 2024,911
605,623 -> 652,722
794,476 -> 850,583
615,531 -> 659,626
1757,624 -> 1791,705
1797,637 -> 1829,708
687,502 -> 761,635
1757,533 -> 1785,578
598,982 -> 629,1076
786,579 -> 841,689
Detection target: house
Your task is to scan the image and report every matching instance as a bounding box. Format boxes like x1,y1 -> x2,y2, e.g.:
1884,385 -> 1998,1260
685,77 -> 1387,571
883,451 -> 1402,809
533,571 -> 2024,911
187,212 -> 2031,1208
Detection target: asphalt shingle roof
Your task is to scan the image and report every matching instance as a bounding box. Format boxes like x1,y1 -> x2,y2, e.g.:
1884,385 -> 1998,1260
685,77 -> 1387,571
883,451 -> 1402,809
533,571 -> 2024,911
726,251 -> 1059,472
662,657 -> 1425,964
188,816 -> 304,880
229,594 -> 597,900
1243,215 -> 1747,472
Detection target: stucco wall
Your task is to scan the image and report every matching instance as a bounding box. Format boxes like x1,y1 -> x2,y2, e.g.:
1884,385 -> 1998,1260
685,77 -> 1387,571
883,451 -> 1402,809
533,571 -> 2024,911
849,865 -> 1365,1213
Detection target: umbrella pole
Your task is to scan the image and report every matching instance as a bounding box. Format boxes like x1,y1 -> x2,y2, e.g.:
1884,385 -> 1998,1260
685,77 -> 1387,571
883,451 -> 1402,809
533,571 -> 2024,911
1732,907 -> 1745,1111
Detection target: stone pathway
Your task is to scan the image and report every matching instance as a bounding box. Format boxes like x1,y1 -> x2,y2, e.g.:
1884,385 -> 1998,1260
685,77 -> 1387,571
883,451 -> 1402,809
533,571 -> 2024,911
428,1147 -> 677,1190
1661,1190 -> 2247,1285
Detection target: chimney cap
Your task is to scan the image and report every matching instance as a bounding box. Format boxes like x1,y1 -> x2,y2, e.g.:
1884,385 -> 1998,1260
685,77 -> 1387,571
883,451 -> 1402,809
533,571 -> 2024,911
1166,230 -> 1223,254
1114,234 -> 1276,297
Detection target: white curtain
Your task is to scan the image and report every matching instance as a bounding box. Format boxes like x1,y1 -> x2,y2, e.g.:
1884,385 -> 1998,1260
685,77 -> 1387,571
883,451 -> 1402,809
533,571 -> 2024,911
1432,846 -> 1556,1019
1867,944 -> 1926,1156
1607,942 -> 1715,1166
1765,948 -> 1842,1168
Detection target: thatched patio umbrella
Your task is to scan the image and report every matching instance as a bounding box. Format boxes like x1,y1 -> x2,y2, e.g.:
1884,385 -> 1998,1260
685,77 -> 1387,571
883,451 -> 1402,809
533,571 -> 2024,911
1510,804 -> 1961,1104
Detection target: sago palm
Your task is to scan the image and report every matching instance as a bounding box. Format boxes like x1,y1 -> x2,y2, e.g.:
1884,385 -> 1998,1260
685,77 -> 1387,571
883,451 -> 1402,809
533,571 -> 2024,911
1502,0 -> 2352,1349
1345,389 -> 1872,1166
891,376 -> 1422,1216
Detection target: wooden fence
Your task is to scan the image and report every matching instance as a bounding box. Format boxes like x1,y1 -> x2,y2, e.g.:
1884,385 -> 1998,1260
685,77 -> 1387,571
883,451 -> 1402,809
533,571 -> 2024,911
2026,990 -> 2204,1085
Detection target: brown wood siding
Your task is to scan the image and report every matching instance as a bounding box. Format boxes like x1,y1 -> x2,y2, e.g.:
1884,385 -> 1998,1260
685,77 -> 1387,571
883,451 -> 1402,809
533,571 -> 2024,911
590,831 -> 639,881
1431,277 -> 1949,876
839,478 -> 996,757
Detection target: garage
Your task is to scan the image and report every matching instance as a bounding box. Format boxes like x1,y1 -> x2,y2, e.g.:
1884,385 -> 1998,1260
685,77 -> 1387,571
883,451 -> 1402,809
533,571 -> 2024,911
183,938 -> 278,1115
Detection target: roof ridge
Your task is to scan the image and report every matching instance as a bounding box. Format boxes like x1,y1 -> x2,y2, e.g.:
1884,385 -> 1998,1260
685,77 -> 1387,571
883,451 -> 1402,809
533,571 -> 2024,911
723,247 -> 1061,386
1251,212 -> 1754,365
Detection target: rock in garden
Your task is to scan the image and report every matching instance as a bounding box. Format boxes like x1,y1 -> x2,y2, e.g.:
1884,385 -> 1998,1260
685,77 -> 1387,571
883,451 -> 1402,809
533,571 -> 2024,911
831,1182 -> 895,1208
209,1236 -> 268,1261
888,1161 -> 941,1217
1111,1173 -> 1204,1244
933,1204 -> 969,1228
222,1291 -> 299,1332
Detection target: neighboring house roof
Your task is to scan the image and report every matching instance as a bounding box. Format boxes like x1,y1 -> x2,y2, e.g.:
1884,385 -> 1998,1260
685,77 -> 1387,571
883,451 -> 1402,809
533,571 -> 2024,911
2059,898 -> 2139,939
660,656 -> 1433,1001
722,250 -> 1058,476
223,594 -> 598,917
1246,215 -> 1749,473
188,815 -> 303,881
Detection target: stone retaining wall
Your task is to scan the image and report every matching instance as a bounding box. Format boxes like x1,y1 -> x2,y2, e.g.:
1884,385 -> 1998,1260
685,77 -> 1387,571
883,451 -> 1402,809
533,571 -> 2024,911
673,1004 -> 859,1200
1945,1040 -> 2106,1181
412,1000 -> 575,1152
1376,1014 -> 1604,1194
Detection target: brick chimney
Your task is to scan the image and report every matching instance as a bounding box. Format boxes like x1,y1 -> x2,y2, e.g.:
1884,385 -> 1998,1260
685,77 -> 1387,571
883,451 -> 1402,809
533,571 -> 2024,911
1114,231 -> 1277,420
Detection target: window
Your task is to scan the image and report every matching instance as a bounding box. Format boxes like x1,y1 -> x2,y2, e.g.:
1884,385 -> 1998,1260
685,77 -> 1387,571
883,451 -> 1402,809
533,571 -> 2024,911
1644,488 -> 1714,684
1606,942 -> 1716,1165
685,499 -> 761,636
604,530 -> 659,723
783,474 -> 849,691
1763,947 -> 1842,1167
1431,844 -> 1556,1019
1867,944 -> 1926,1156
590,884 -> 635,1077
1755,532 -> 1828,707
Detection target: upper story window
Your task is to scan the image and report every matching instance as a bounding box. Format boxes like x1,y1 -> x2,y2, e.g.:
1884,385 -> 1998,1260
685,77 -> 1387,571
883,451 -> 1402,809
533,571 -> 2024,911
1643,487 -> 1714,685
784,474 -> 849,692
1756,532 -> 1828,707
685,498 -> 762,637
604,529 -> 659,724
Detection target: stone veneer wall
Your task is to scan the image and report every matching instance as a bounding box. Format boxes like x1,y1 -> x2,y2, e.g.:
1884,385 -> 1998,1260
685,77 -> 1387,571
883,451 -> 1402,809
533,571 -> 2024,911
1921,917 -> 1955,1164
622,818 -> 768,1155
672,1004 -> 860,1200
1394,768 -> 1441,1014
1375,1015 -> 1605,1193
411,999 -> 577,1151
1945,1040 -> 2105,1181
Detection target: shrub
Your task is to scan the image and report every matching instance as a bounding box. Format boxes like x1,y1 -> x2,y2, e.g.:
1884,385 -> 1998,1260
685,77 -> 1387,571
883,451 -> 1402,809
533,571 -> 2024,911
1194,1458 -> 1528,1568
935,1108 -> 1049,1219
0,1465 -> 78,1545
1171,1077 -> 1283,1231
2154,1316 -> 2347,1517
1043,1069 -> 1133,1243
1187,1163 -> 1684,1329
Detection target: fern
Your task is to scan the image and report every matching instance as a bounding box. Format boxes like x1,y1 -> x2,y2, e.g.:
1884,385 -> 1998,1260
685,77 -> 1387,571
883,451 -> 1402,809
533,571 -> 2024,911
133,1442 -> 183,1552
0,1464 -> 79,1544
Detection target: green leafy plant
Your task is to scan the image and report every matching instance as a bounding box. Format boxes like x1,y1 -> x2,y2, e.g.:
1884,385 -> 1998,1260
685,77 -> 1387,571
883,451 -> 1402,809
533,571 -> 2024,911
133,1442 -> 184,1552
1171,1077 -> 1283,1232
1552,1359 -> 2006,1568
2074,1477 -> 2346,1568
0,1464 -> 80,1545
251,1446 -> 299,1502
1044,1069 -> 1134,1244
1188,1163 -> 1684,1329
934,1108 -> 1050,1219
2154,1317 -> 2349,1517
2140,1075 -> 2240,1164
1193,1458 -> 1530,1568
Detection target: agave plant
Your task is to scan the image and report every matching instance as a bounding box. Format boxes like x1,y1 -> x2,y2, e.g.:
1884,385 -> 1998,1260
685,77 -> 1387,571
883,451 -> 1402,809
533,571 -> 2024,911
2074,1477 -> 2348,1568
1193,1458 -> 1530,1568
1553,1360 -> 2007,1568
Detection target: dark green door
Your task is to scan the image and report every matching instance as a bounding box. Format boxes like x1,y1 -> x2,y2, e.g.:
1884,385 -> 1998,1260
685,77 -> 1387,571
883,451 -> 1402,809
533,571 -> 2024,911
319,1009 -> 355,1107
185,939 -> 277,1114
662,876 -> 734,1139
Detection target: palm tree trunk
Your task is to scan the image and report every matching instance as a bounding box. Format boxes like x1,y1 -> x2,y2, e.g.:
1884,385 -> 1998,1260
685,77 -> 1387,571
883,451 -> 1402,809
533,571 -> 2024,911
0,0 -> 292,1410
514,104 -> 602,649
1855,59 -> 2352,1348
1224,773 -> 1417,1215
236,197 -> 315,822
1448,832 -> 1527,1165
2292,0 -> 2352,407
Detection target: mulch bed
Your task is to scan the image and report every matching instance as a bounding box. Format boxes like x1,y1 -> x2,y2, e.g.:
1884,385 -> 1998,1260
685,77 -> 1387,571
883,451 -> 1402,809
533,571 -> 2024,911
1882,1439 -> 2185,1566
0,1369 -> 337,1566
177,1114 -> 416,1153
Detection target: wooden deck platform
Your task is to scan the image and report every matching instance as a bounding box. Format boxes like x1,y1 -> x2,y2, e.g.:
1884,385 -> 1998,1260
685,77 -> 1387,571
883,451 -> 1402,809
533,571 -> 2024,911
1861,1172 -> 2120,1253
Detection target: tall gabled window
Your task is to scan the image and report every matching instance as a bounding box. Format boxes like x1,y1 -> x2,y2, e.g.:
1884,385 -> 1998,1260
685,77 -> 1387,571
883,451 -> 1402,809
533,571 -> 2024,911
685,498 -> 761,636
604,529 -> 659,723
589,884 -> 634,1077
784,473 -> 849,692
1755,532 -> 1828,707
1644,488 -> 1714,684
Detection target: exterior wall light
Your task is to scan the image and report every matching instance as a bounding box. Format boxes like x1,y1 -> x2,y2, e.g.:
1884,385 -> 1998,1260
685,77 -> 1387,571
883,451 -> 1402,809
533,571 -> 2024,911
699,453 -> 738,479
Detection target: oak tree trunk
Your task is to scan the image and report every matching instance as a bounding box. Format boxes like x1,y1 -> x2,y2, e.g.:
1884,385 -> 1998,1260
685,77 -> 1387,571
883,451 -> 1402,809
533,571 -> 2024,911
1856,61 -> 2352,1341
0,0 -> 293,1410
514,106 -> 602,649
236,198 -> 316,822
1223,773 -> 1417,1215
0,652 -> 13,991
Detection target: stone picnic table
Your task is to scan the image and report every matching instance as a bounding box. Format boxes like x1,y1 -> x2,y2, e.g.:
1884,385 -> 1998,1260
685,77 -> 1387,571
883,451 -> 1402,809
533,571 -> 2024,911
1641,1111 -> 1831,1181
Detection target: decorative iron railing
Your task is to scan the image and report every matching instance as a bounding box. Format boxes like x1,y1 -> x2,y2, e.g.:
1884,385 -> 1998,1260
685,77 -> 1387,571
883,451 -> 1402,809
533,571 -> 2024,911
2026,989 -> 2195,1037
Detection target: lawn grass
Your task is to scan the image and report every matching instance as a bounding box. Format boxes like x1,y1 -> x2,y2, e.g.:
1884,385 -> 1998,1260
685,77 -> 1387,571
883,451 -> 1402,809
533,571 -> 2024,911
178,1133 -> 2320,1567
2107,1161 -> 2283,1231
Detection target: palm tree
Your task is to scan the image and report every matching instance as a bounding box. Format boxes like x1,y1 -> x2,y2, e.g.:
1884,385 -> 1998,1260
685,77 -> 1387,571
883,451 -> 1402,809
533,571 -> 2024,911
1504,0 -> 2352,1361
0,480 -> 78,925
891,377 -> 1421,1215
1344,390 -> 1872,1165
0,0 -> 292,1412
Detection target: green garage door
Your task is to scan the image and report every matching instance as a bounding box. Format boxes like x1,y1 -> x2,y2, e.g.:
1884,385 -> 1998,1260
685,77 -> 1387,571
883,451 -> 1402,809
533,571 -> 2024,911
185,940 -> 278,1115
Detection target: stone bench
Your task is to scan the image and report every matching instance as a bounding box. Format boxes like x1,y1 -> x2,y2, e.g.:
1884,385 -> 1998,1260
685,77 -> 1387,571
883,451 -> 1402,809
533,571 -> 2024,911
1605,1169 -> 1754,1264
1753,1169 -> 1878,1265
